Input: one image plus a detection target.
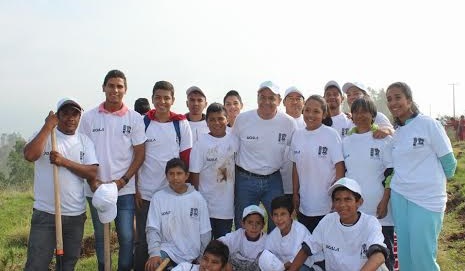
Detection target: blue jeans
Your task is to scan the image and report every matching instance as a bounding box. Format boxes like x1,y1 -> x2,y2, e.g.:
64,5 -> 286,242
88,194 -> 135,271
210,218 -> 233,239
24,209 -> 86,271
234,168 -> 283,233
134,199 -> 151,271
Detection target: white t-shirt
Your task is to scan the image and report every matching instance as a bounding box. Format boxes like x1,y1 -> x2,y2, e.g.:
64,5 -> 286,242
390,114 -> 452,212
219,228 -> 267,262
265,220 -> 317,266
281,115 -> 306,194
189,133 -> 238,219
233,110 -> 297,175
307,212 -> 386,271
31,130 -> 98,216
331,113 -> 353,138
374,112 -> 393,129
289,125 -> 344,216
147,184 -> 211,264
172,263 -> 199,271
79,106 -> 147,196
343,132 -> 393,226
139,119 -> 192,201
189,120 -> 210,144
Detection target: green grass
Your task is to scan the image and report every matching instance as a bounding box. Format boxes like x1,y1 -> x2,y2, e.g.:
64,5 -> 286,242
1,143 -> 465,270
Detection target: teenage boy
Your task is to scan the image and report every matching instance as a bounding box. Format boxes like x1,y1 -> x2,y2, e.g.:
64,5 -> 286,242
24,98 -> 98,271
186,86 -> 209,143
260,196 -> 320,271
134,81 -> 193,270
323,80 -> 353,139
145,158 -> 212,271
233,81 -> 297,232
190,103 -> 238,239
79,70 -> 146,271
281,86 -> 306,201
219,205 -> 267,271
293,178 -> 389,271
172,240 -> 230,271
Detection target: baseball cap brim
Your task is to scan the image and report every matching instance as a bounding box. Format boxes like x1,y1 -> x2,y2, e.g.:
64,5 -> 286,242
328,177 -> 363,197
56,98 -> 83,113
342,82 -> 368,94
186,86 -> 206,97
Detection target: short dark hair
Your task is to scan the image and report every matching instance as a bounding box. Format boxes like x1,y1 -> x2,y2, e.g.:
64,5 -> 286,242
203,240 -> 230,267
350,97 -> 377,120
206,103 -> 227,120
331,186 -> 362,201
305,95 -> 333,127
103,69 -> 127,89
223,90 -> 243,105
165,158 -> 188,175
271,195 -> 293,214
134,98 -> 151,115
152,81 -> 174,97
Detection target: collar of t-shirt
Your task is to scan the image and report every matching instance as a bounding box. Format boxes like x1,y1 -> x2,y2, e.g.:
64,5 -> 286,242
401,113 -> 419,127
147,109 -> 186,122
185,113 -> 206,121
98,102 -> 129,116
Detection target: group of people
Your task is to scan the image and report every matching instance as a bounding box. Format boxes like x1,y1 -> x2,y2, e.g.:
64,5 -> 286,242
23,69 -> 457,271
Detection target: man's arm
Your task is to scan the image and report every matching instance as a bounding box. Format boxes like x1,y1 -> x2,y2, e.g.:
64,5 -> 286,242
24,111 -> 57,162
115,143 -> 145,190
361,250 -> 386,271
191,172 -> 200,190
49,151 -> 97,180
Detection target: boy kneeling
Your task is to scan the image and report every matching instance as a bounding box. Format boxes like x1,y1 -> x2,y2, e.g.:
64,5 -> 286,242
294,178 -> 389,271
145,158 -> 212,271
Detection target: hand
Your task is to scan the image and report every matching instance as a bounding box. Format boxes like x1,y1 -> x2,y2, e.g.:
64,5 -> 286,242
145,256 -> 162,271
372,127 -> 391,139
284,261 -> 292,270
44,111 -> 59,131
292,194 -> 300,214
135,189 -> 143,210
49,150 -> 66,167
376,199 -> 389,219
88,179 -> 103,192
114,179 -> 125,190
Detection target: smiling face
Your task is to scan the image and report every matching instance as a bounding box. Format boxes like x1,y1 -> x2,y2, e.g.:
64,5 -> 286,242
152,89 -> 174,114
207,111 -> 228,137
57,106 -> 81,135
103,77 -> 126,107
346,87 -> 365,107
241,213 -> 265,240
272,207 -> 293,236
332,189 -> 363,225
257,88 -> 281,119
224,95 -> 243,120
187,92 -> 208,115
324,87 -> 343,112
386,86 -> 413,124
303,98 -> 324,130
199,252 -> 225,271
352,107 -> 373,133
284,92 -> 304,118
166,166 -> 189,194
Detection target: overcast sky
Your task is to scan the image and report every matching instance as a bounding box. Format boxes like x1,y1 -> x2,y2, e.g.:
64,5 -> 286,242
1,0 -> 464,138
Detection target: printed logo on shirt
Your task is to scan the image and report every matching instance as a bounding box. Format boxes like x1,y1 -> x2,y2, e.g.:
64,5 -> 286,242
190,208 -> 199,218
341,128 -> 349,137
146,138 -> 156,143
80,151 -> 84,163
318,146 -> 328,158
370,148 -> 380,160
92,128 -> 105,132
326,244 -> 340,252
161,211 -> 171,216
122,125 -> 132,135
412,137 -> 425,148
43,151 -> 50,156
246,135 -> 259,140
278,133 -> 287,144
360,243 -> 368,259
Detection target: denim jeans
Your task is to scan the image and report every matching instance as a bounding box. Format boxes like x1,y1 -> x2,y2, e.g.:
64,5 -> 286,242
88,194 -> 135,271
134,199 -> 151,271
210,218 -> 233,239
234,168 -> 284,233
24,209 -> 86,271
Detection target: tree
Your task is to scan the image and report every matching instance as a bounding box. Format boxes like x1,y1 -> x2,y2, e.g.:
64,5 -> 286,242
6,139 -> 33,187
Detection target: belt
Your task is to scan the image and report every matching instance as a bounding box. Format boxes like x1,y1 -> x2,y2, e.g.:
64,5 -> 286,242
236,165 -> 278,178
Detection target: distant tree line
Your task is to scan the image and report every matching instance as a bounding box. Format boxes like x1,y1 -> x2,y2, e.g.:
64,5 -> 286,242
0,133 -> 33,189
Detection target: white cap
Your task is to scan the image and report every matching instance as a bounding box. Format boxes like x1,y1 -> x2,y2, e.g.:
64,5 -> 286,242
186,86 -> 206,97
328,177 -> 363,198
342,82 -> 368,94
284,86 -> 304,99
242,205 -> 265,220
323,80 -> 342,94
56,98 -> 83,112
258,250 -> 285,271
258,81 -> 281,96
92,183 -> 118,224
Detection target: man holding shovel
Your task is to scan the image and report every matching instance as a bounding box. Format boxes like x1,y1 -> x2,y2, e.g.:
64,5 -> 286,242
24,98 -> 98,271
